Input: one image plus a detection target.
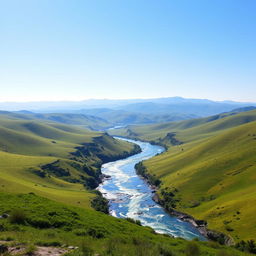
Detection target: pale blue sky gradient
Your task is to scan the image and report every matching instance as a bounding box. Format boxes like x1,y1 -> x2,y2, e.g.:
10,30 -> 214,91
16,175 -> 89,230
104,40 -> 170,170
1,0 -> 256,102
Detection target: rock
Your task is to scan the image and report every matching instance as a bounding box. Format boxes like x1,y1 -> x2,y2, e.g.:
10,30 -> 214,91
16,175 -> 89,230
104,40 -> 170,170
2,213 -> 9,218
152,194 -> 160,203
68,246 -> 75,249
206,230 -> 234,246
0,244 -> 8,253
195,219 -> 207,227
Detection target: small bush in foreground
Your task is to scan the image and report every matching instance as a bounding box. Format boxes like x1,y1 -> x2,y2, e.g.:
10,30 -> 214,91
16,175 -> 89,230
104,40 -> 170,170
9,209 -> 27,224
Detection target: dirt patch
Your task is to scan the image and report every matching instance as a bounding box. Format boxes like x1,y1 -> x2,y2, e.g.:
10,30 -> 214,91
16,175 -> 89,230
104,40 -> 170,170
35,246 -> 68,256
0,241 -> 68,255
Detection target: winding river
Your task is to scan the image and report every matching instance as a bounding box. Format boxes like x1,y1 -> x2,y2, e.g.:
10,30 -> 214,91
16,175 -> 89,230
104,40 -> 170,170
98,137 -> 205,240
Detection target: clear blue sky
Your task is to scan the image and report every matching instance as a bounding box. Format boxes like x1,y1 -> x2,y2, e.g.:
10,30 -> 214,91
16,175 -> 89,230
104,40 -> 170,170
1,0 -> 256,102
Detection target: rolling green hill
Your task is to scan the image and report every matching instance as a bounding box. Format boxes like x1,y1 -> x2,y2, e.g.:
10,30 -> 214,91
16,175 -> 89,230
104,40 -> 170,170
0,115 -> 138,208
79,108 -> 198,126
0,192 -> 249,256
0,111 -> 254,255
110,110 -> 256,242
0,110 -> 111,130
109,109 -> 256,143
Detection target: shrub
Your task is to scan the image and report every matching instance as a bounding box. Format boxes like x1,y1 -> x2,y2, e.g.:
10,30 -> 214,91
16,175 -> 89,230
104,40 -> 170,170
28,218 -> 51,228
126,218 -> 141,226
86,227 -> 107,239
9,209 -> 27,224
247,240 -> 256,254
91,194 -> 109,214
225,225 -> 234,232
0,224 -> 6,231
185,241 -> 200,256
235,239 -> 256,254
36,241 -> 62,247
74,229 -> 87,236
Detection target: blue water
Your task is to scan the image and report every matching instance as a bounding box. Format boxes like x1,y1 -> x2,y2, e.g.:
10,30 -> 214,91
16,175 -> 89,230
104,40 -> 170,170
98,137 -> 205,240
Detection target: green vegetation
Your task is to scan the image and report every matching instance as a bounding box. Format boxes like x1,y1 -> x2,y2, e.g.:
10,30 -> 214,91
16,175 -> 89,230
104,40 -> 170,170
0,192 -> 250,255
0,114 -> 138,208
110,110 -> 256,243
0,110 -> 254,255
91,191 -> 109,214
135,162 -> 161,187
0,110 -> 112,130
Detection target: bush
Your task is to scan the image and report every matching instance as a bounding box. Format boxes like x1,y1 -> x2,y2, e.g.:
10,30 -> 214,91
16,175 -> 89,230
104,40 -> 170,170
86,227 -> 107,239
91,194 -> 109,214
36,241 -> 62,247
185,241 -> 200,256
28,218 -> 51,228
126,218 -> 141,226
9,209 -> 27,224
0,224 -> 6,231
235,239 -> 256,254
74,229 -> 87,236
225,225 -> 234,232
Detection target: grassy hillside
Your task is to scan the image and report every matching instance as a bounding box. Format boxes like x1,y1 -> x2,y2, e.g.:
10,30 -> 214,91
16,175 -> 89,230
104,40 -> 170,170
0,112 -> 253,255
0,192 -> 250,256
0,110 -> 111,130
109,109 -> 256,143
79,108 -> 198,126
0,115 -> 137,208
110,110 -> 256,242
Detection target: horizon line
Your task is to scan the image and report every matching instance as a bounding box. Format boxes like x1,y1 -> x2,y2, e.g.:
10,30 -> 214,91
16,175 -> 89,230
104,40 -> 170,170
0,96 -> 255,104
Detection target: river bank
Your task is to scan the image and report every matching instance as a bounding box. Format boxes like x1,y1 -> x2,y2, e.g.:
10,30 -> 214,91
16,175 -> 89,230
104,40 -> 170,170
135,162 -> 234,246
97,137 -> 206,240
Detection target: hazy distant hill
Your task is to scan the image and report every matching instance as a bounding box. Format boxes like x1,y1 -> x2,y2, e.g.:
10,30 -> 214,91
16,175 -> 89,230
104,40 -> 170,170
0,97 -> 255,127
0,111 -> 111,130
0,96 -> 254,113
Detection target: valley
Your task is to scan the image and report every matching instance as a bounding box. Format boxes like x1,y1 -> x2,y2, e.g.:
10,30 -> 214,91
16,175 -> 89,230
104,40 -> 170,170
0,105 -> 255,255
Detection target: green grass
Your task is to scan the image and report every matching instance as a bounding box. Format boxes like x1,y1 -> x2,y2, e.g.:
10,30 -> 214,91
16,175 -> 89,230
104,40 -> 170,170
0,111 -> 254,254
110,110 -> 256,143
0,115 -> 136,208
110,110 -> 256,242
0,192 -> 249,256
0,111 -> 111,130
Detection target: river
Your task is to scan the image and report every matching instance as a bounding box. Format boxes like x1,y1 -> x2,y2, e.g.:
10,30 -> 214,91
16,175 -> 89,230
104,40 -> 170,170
98,137 -> 205,240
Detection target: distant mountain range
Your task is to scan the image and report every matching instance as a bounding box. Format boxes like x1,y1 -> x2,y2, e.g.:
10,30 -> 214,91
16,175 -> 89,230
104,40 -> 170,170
0,97 -> 255,127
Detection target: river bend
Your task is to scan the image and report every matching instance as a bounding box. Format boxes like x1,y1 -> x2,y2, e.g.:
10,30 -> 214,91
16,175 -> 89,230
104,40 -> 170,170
98,137 -> 205,240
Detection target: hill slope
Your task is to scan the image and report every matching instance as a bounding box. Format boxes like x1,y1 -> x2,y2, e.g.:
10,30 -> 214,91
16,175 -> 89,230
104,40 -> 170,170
0,110 -> 111,130
0,192 -> 249,256
110,110 -> 256,242
0,115 -> 138,208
